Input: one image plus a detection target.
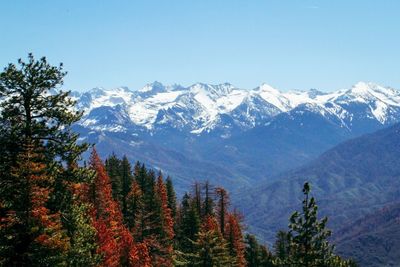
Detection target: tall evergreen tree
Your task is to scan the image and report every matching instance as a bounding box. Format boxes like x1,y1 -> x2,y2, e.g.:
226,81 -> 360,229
120,155 -> 133,217
152,174 -> 175,266
193,182 -> 202,217
126,180 -> 144,233
166,176 -> 177,220
244,234 -> 274,267
0,54 -> 87,169
273,230 -> 291,262
0,54 -> 89,266
202,181 -> 214,218
189,216 -> 234,267
276,182 -> 357,267
244,234 -> 261,267
225,212 -> 246,267
67,200 -> 101,266
88,149 -> 138,267
286,182 -> 333,266
1,146 -> 70,266
105,153 -> 122,202
215,187 -> 229,236
176,193 -> 200,254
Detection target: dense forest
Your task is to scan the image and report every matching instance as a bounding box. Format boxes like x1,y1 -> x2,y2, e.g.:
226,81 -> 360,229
0,55 -> 358,266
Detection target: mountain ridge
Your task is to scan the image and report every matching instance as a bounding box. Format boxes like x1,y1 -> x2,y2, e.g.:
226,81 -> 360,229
71,81 -> 400,194
73,81 -> 400,135
236,122 -> 400,247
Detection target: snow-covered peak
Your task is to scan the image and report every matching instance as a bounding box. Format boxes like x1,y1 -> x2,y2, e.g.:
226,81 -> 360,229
189,83 -> 235,97
80,86 -> 135,111
257,84 -> 291,111
345,81 -> 383,100
88,87 -> 107,97
333,82 -> 400,106
75,81 -> 400,134
139,81 -> 166,93
352,81 -> 374,93
258,83 -> 280,93
307,88 -> 326,99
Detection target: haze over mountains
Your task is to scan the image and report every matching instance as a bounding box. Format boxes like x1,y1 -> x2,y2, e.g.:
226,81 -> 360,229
234,122 -> 400,266
238,121 -> 400,236
70,81 -> 400,265
72,81 -> 400,192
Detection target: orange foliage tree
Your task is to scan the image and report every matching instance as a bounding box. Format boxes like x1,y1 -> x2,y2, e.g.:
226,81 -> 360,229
225,212 -> 246,267
89,148 -> 151,266
1,146 -> 70,265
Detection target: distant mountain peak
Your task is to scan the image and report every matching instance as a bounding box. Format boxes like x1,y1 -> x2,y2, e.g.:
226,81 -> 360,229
189,82 -> 235,96
351,81 -> 376,94
258,83 -> 280,93
74,81 -> 400,134
139,81 -> 166,93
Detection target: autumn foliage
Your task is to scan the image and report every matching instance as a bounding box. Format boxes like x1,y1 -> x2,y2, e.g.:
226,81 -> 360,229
89,149 -> 152,266
0,55 -> 357,266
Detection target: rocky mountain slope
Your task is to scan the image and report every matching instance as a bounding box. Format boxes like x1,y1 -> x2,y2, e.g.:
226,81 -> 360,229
72,81 -> 400,192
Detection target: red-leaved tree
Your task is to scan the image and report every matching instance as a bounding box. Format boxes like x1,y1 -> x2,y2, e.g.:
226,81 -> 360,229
89,148 -> 145,266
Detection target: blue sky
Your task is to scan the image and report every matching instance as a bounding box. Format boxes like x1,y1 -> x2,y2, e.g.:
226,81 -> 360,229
1,0 -> 399,92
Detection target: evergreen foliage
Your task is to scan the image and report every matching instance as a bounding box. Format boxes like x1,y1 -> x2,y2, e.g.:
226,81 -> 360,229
166,176 -> 177,219
244,234 -> 274,267
274,182 -> 358,267
0,54 -> 89,266
273,230 -> 291,262
188,216 -> 234,266
176,192 -> 201,254
0,55 -> 359,267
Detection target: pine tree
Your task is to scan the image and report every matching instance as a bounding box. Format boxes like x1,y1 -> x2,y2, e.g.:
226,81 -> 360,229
244,234 -> 274,267
106,154 -> 133,222
176,193 -> 200,254
0,54 -> 87,170
189,216 -> 234,267
215,187 -> 229,236
258,245 -> 274,267
126,180 -> 144,233
244,234 -> 260,267
120,155 -> 133,218
0,54 -> 88,265
67,200 -> 101,266
202,181 -> 214,218
0,146 -> 70,266
154,174 -> 175,266
276,182 -> 356,267
286,182 -> 333,266
88,149 -> 137,266
166,176 -> 177,220
105,153 -> 122,202
225,212 -> 246,267
273,230 -> 291,262
136,167 -> 162,239
130,241 -> 152,267
193,182 -> 202,217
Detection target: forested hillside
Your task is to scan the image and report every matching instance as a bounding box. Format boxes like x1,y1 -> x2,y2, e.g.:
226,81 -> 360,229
0,55 -> 357,266
238,120 -> 400,266
334,202 -> 400,267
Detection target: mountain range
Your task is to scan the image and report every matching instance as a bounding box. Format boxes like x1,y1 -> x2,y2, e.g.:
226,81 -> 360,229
70,81 -> 400,265
236,122 -> 400,266
72,81 -> 400,193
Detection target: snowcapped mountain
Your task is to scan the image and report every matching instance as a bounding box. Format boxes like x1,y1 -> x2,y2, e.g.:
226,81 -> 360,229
74,81 -> 400,135
72,81 -> 400,193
